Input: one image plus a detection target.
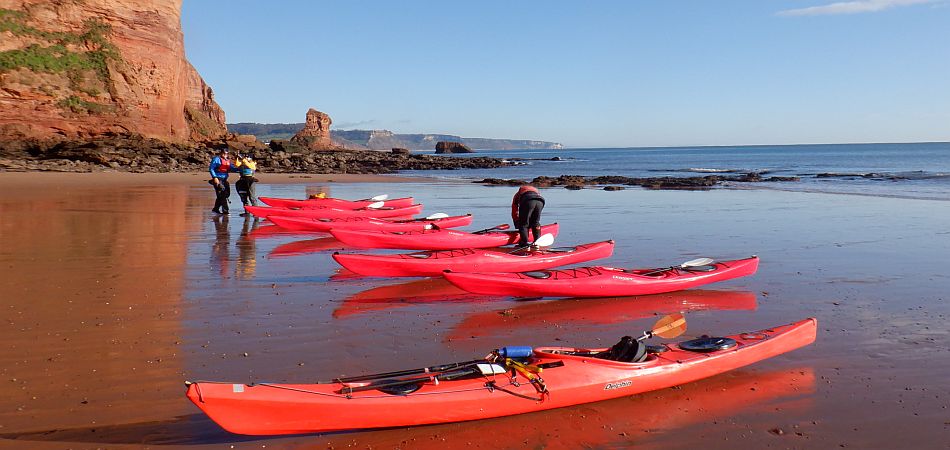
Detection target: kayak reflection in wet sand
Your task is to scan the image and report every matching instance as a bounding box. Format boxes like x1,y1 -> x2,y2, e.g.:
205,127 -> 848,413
446,289 -> 758,344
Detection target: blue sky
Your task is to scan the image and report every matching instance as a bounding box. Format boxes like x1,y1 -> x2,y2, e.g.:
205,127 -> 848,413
182,1 -> 950,148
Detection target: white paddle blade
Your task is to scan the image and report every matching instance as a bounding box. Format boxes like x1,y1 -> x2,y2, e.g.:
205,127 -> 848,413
369,194 -> 389,201
425,212 -> 450,219
533,233 -> 555,247
366,201 -> 385,209
476,363 -> 508,375
680,257 -> 715,268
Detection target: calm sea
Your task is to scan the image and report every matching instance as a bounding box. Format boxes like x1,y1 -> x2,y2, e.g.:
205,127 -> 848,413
402,142 -> 950,200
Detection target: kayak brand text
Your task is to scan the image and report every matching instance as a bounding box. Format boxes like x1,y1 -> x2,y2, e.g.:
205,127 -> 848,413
603,380 -> 633,390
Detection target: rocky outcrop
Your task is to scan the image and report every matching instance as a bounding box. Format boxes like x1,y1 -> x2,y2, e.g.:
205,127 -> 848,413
0,134 -> 511,173
435,141 -> 473,154
0,0 -> 226,143
477,173 -> 801,190
228,124 -> 564,150
290,108 -> 339,151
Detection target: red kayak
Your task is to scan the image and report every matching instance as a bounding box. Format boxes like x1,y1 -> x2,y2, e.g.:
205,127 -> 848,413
245,203 -> 423,219
329,223 -> 560,250
332,240 -> 614,277
269,214 -> 473,233
443,256 -> 759,298
185,317 -> 816,435
259,196 -> 415,210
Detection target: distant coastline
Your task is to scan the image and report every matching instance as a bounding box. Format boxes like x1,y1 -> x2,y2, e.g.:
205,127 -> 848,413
226,123 -> 564,151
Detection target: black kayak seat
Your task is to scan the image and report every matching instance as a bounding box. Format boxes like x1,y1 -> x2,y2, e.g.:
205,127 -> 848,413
595,336 -> 648,363
678,336 -> 738,352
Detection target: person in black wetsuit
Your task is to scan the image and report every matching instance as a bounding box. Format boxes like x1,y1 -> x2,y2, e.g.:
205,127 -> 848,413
511,185 -> 545,246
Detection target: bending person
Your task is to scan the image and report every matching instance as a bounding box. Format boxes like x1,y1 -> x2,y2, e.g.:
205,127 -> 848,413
511,185 -> 545,246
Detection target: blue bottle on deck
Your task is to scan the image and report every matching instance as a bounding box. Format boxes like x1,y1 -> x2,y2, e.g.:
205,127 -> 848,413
497,346 -> 533,359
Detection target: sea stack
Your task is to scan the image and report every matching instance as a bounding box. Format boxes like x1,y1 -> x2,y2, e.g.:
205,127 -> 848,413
291,108 -> 338,151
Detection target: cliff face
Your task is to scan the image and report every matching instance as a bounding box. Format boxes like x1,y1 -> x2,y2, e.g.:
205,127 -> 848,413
0,0 -> 226,142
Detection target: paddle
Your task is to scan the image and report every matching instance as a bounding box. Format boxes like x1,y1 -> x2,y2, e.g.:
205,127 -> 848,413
334,359 -> 488,383
365,201 -> 386,210
368,194 -> 389,201
637,312 -> 687,341
641,257 -> 716,276
473,224 -> 510,234
508,233 -> 555,253
424,212 -> 450,220
338,363 -> 506,394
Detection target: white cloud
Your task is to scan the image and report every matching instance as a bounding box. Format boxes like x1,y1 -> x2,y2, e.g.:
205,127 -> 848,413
777,0 -> 937,16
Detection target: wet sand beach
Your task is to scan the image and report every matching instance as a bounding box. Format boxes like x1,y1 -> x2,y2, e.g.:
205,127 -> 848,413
1,174 -> 948,449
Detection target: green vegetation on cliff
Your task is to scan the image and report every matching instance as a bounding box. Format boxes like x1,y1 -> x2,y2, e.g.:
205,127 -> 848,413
0,7 -> 120,112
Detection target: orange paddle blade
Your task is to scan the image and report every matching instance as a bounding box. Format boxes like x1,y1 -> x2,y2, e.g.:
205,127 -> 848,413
652,313 -> 687,339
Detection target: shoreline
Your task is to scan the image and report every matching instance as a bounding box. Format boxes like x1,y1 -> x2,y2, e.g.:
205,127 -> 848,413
0,171 -> 437,188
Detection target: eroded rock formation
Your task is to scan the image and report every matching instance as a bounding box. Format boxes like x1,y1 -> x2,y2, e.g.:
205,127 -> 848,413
0,0 -> 226,143
290,108 -> 338,151
435,141 -> 473,154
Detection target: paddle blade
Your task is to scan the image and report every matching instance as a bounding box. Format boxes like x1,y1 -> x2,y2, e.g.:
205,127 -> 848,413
496,224 -> 511,231
651,313 -> 687,339
370,194 -> 389,201
476,363 -> 507,375
680,257 -> 714,268
425,212 -> 450,219
366,201 -> 385,209
533,233 -> 555,247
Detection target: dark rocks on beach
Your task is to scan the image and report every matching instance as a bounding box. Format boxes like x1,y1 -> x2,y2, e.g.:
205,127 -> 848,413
435,141 -> 474,154
603,186 -> 625,191
391,148 -> 410,155
0,134 -> 510,174
476,172 -> 801,190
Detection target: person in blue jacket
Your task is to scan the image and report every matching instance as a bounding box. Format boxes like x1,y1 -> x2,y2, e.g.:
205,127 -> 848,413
209,146 -> 235,214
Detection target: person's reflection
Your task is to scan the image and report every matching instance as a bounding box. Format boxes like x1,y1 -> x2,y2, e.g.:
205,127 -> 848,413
235,213 -> 260,279
210,214 -> 230,278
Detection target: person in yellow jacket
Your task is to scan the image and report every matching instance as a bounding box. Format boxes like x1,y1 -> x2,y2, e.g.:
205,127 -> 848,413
233,153 -> 259,215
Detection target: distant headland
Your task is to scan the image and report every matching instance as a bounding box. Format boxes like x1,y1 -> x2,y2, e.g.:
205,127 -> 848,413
227,123 -> 564,151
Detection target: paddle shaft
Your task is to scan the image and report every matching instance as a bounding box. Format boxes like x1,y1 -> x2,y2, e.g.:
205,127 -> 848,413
474,224 -> 509,234
334,359 -> 485,383
340,367 -> 479,394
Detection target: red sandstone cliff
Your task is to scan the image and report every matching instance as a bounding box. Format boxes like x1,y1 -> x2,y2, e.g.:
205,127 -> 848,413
0,0 -> 226,142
